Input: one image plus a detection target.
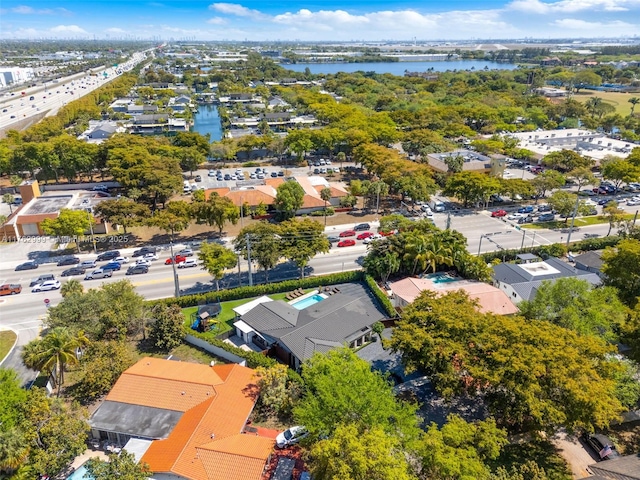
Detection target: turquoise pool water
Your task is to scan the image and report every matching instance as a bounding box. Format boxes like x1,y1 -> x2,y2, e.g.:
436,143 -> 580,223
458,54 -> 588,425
66,464 -> 93,480
291,294 -> 325,310
425,273 -> 459,284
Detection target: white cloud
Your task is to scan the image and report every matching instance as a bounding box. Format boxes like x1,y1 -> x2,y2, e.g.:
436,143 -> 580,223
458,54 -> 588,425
11,5 -> 57,14
206,17 -> 227,25
508,0 -> 637,13
105,27 -> 126,33
551,18 -> 635,28
209,3 -> 266,19
50,24 -> 88,34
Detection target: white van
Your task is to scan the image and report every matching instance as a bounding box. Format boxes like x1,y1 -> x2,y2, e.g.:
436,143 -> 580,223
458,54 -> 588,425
183,180 -> 191,194
429,199 -> 445,212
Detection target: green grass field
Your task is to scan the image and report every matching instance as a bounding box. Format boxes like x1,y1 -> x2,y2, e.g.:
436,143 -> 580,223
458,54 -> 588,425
521,213 -> 636,230
182,290 -> 312,339
573,90 -> 638,116
0,330 -> 17,363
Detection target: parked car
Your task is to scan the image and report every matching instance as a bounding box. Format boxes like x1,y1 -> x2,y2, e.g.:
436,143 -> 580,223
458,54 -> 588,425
379,230 -> 396,237
177,248 -> 194,257
194,175 -> 202,182
276,426 -> 308,449
84,268 -> 112,280
132,246 -> 158,258
61,267 -> 86,277
0,284 -> 22,296
208,169 -> 216,177
29,274 -> 55,287
538,204 -> 552,212
518,216 -> 534,224
357,231 -> 374,240
491,210 -> 507,217
177,259 -> 198,268
582,433 -> 620,461
627,198 -> 640,206
354,223 -> 370,231
102,262 -> 122,271
56,256 -> 80,266
126,264 -> 149,275
582,206 -> 598,216
92,185 -> 108,192
538,213 -> 555,222
517,205 -> 534,214
339,230 -> 356,237
327,235 -> 340,244
578,189 -> 596,196
337,239 -> 356,247
31,280 -> 61,292
598,198 -> 615,206
165,255 -> 187,265
15,261 -> 38,271
97,250 -> 120,262
507,213 -> 525,221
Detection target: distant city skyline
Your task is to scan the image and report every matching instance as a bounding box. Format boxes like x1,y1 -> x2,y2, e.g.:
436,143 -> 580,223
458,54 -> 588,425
1,0 -> 639,42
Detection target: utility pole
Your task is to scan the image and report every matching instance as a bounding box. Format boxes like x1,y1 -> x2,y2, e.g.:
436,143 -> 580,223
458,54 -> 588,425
445,212 -> 451,230
246,234 -> 253,287
477,235 -> 484,256
565,194 -> 582,248
168,239 -> 180,298
521,229 -> 526,249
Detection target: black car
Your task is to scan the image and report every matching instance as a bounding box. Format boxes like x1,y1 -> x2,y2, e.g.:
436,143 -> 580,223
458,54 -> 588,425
97,250 -> 120,262
56,256 -> 80,266
538,204 -> 552,212
61,267 -> 86,277
126,265 -> 148,275
132,246 -> 157,258
102,262 -> 122,271
15,261 -> 38,271
518,216 -> 533,224
327,235 -> 340,243
598,198 -> 615,206
194,175 -> 202,182
582,433 -> 620,461
354,223 -> 370,231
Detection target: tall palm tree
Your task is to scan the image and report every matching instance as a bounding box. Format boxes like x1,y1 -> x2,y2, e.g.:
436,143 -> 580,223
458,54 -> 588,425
404,232 -> 430,275
423,236 -> 454,274
336,151 -> 346,169
22,328 -> 89,395
60,279 -> 83,298
320,187 -> 332,226
0,428 -> 29,475
629,97 -> 639,116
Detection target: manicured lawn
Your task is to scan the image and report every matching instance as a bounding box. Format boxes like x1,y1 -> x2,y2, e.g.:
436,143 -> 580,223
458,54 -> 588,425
0,330 -> 17,363
521,213 -> 636,230
182,290 -> 311,338
573,91 -> 635,117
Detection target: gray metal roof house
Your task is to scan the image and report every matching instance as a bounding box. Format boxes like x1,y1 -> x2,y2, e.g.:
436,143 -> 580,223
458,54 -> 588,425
236,283 -> 387,369
492,256 -> 601,304
588,453 -> 640,480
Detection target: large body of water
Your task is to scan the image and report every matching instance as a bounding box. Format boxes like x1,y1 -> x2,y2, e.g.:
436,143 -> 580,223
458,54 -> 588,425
281,60 -> 517,76
192,103 -> 223,141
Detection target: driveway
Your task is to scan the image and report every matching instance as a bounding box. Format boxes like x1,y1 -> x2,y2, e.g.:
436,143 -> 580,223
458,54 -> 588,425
551,431 -> 597,479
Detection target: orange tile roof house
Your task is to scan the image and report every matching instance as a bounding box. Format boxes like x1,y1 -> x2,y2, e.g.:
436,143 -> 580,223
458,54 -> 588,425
88,358 -> 274,480
389,276 -> 520,315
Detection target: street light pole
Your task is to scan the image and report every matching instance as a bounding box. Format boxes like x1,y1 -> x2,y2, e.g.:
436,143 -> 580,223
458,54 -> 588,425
246,234 -> 253,287
477,235 -> 484,256
565,194 -> 582,248
168,239 -> 180,298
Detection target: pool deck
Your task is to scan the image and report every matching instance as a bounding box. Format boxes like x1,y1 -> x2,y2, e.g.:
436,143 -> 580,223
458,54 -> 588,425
70,449 -> 108,469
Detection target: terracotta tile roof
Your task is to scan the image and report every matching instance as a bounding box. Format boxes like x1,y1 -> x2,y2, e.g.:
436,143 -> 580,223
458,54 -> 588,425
301,194 -> 326,208
314,185 -> 348,198
264,178 -> 284,188
390,277 -> 519,316
135,360 -> 271,480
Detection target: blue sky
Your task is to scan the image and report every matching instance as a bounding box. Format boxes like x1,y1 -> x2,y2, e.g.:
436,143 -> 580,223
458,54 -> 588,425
1,0 -> 639,41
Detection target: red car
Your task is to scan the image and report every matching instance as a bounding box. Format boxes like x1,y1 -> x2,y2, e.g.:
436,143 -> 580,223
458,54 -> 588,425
357,232 -> 374,240
337,239 -> 356,247
165,255 -> 186,265
491,210 -> 507,217
378,230 -> 395,237
339,230 -> 356,237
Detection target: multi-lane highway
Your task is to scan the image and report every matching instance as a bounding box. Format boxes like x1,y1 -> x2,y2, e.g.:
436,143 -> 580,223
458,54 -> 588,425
0,50 -> 150,132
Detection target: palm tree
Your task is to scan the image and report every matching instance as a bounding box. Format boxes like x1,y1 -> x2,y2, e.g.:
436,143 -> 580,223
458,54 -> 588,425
22,328 -> 89,395
336,151 -> 346,169
320,187 -> 332,226
404,232 -> 430,275
629,97 -> 639,116
0,429 -> 29,475
585,97 -> 602,118
423,236 -> 454,274
60,279 -> 83,298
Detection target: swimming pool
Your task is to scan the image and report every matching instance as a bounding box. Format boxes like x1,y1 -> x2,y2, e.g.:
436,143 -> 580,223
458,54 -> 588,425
425,273 -> 460,284
66,464 -> 93,480
291,294 -> 325,310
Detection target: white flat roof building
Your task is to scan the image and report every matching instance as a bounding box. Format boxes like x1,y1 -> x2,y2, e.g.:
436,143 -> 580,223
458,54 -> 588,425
505,129 -> 637,164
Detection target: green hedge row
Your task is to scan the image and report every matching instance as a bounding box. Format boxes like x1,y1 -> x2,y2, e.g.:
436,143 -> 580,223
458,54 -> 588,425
150,270 -> 364,309
365,275 -> 398,318
479,235 -> 621,263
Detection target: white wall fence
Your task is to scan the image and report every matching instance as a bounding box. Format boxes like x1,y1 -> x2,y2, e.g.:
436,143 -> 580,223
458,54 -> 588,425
184,334 -> 246,366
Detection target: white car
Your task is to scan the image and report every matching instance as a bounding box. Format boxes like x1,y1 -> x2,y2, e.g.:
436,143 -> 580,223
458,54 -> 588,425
627,199 -> 640,206
276,426 -> 308,449
507,213 -> 525,221
113,256 -> 130,264
177,259 -> 198,269
142,253 -> 159,261
363,234 -> 383,244
85,268 -> 113,280
135,259 -> 152,267
177,248 -> 194,257
31,280 -> 61,292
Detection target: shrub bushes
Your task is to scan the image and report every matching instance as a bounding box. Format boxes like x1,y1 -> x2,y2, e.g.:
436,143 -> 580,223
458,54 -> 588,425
151,270 -> 364,309
365,275 -> 398,318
